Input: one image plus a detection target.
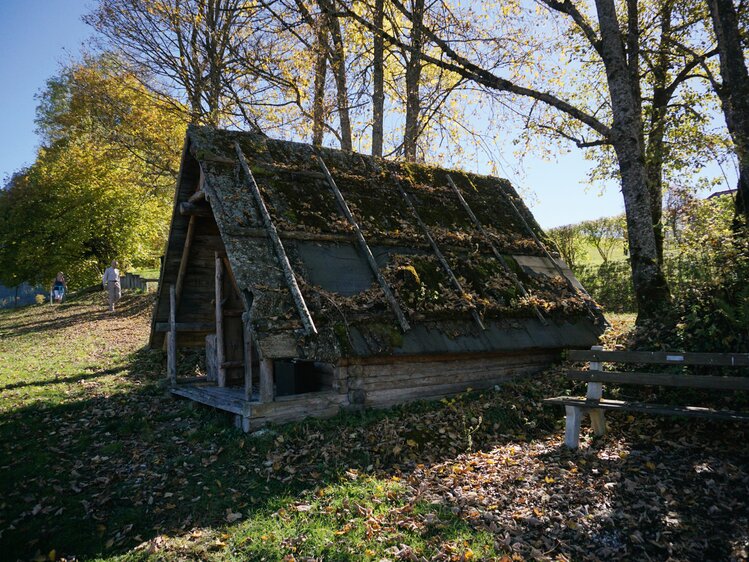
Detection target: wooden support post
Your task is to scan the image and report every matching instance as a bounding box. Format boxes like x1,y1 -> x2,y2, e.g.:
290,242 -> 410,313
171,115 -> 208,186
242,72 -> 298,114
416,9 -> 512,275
259,359 -> 274,403
234,141 -> 318,336
215,253 -> 226,387
587,345 -> 606,436
446,174 -> 547,326
222,257 -> 242,300
243,319 -> 253,400
315,150 -> 410,332
167,284 -> 177,387
175,215 -> 196,310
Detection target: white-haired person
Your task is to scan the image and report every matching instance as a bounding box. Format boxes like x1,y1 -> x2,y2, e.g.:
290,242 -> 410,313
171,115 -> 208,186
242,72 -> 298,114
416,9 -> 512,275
102,260 -> 121,312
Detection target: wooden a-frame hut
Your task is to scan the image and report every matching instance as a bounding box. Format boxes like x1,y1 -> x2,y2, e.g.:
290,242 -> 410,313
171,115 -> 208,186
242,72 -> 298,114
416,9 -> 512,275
151,126 -> 605,431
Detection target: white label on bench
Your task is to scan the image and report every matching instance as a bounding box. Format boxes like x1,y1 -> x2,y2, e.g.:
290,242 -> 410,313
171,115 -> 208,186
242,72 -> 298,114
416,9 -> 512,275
666,355 -> 684,362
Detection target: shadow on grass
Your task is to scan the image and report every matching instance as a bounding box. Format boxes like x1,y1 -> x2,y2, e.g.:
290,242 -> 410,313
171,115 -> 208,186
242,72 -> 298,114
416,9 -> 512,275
0,349 -> 559,560
0,365 -> 129,392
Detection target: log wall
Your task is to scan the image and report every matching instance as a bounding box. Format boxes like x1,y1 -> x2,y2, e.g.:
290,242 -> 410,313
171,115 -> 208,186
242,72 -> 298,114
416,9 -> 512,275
339,350 -> 559,409
232,350 -> 560,429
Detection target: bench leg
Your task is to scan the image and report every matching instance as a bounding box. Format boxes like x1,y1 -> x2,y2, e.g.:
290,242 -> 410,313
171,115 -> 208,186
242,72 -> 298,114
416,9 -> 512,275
564,405 -> 582,449
589,409 -> 606,437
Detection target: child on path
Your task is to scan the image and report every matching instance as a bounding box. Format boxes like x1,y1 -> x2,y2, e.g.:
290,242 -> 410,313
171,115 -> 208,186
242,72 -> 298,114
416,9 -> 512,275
52,272 -> 67,303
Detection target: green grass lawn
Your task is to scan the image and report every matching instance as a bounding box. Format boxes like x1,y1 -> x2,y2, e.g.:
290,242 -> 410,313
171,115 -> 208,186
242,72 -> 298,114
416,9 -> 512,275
2,294 -> 747,561
577,240 -> 628,266
131,268 -> 160,281
0,293 -> 535,561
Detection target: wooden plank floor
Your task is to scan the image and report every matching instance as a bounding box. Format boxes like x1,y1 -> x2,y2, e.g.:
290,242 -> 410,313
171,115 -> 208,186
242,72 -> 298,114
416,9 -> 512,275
170,384 -> 254,416
170,383 -> 347,426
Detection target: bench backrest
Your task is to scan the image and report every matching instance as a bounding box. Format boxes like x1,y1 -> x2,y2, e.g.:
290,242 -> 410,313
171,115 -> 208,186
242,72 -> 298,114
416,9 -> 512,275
569,349 -> 749,367
568,370 -> 749,391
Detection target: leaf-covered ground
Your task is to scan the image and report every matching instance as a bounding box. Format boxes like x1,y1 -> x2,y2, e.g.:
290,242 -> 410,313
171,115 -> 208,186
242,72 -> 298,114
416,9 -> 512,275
1,294 -> 747,561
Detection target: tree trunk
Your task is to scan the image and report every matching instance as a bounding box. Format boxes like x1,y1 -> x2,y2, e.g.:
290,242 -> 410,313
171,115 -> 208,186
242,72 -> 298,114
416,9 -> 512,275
403,0 -> 425,161
643,0 -> 673,265
595,0 -> 671,320
708,0 -> 749,225
645,98 -> 666,264
312,21 -> 327,147
320,0 -> 353,151
371,0 -> 385,157
204,0 -> 223,126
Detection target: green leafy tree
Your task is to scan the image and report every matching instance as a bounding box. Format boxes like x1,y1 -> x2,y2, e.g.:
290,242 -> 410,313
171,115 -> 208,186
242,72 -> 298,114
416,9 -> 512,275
547,224 -> 583,270
579,216 -> 624,264
0,56 -> 186,288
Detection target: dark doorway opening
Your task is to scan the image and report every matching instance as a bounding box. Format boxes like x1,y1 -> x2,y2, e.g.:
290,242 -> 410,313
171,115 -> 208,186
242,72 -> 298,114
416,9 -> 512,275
274,360 -> 334,397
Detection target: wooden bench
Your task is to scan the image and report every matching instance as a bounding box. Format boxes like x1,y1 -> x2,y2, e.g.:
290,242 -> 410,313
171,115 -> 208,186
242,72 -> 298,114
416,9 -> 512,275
544,346 -> 749,448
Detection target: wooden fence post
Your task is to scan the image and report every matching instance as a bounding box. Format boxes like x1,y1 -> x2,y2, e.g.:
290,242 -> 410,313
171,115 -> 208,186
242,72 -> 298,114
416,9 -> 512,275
167,284 -> 177,386
587,345 -> 606,436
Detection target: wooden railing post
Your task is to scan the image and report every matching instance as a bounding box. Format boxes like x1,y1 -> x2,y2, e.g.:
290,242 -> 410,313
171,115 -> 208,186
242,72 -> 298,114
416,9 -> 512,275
243,317 -> 253,400
259,359 -> 274,403
215,253 -> 226,387
446,174 -> 547,326
167,284 -> 177,386
587,345 -> 606,436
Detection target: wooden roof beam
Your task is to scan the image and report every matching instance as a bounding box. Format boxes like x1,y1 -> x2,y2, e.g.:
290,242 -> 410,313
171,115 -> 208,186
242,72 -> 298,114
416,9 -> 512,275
234,141 -> 318,336
454,172 -> 604,324
188,190 -> 206,204
393,173 -> 486,331
446,174 -> 547,326
315,150 -> 411,333
179,202 -> 212,217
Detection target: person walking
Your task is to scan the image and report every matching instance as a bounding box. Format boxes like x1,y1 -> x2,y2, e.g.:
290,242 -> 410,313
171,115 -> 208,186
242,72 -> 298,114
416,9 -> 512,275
102,260 -> 121,312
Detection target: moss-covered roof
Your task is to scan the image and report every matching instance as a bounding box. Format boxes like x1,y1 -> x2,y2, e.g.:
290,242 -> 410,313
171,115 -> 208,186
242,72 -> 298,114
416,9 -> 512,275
171,126 -> 603,360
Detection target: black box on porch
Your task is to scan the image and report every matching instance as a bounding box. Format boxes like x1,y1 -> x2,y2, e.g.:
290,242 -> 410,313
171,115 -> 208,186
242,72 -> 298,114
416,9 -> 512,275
150,126 -> 606,431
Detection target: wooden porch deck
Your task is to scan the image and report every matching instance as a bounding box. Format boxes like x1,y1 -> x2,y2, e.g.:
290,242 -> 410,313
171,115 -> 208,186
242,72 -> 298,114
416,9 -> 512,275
170,381 -> 348,430
171,383 -> 253,416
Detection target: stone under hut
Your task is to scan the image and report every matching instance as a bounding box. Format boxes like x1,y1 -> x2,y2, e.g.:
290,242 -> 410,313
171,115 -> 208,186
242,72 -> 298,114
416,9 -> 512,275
149,125 -> 605,431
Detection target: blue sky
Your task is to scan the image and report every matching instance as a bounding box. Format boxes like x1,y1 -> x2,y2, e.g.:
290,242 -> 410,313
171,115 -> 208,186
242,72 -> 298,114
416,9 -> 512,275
0,1 -> 91,181
0,1 -> 729,229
